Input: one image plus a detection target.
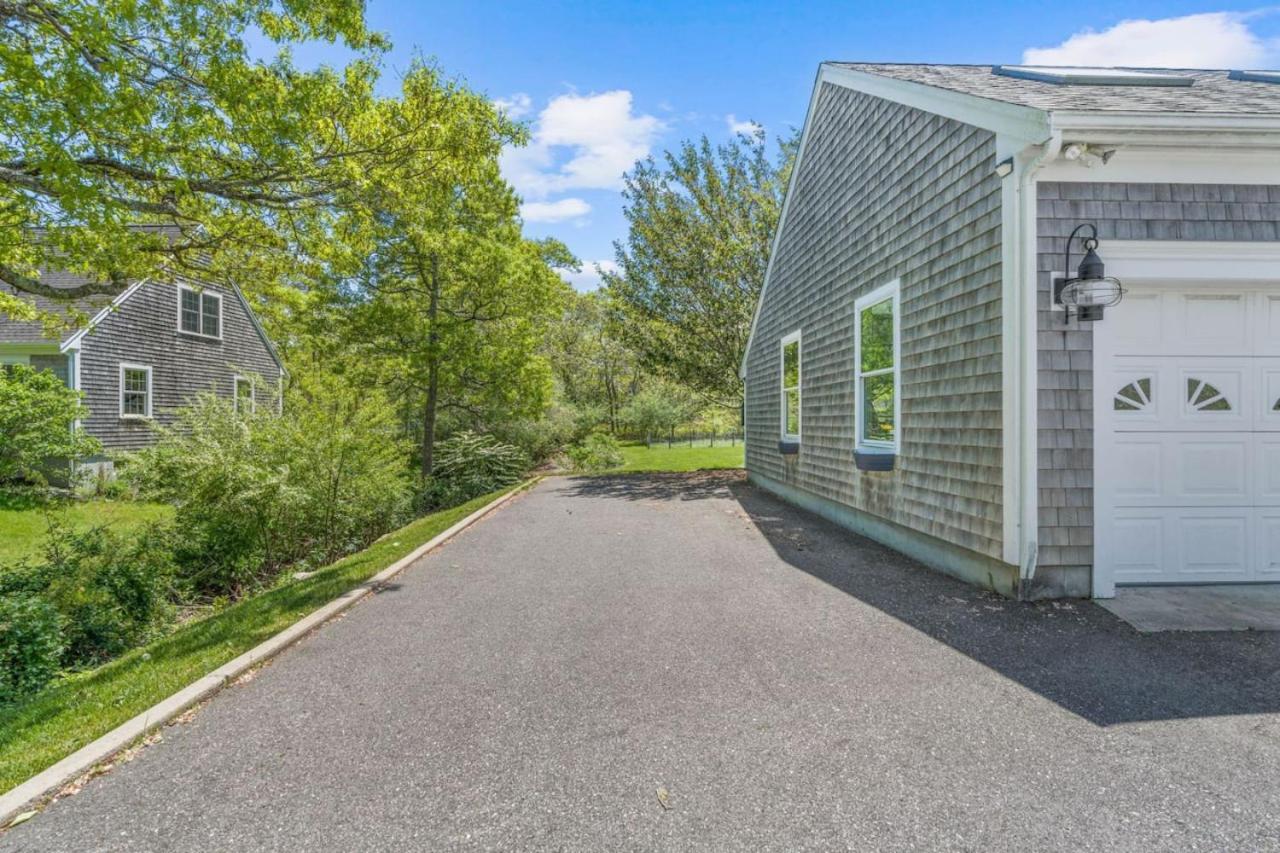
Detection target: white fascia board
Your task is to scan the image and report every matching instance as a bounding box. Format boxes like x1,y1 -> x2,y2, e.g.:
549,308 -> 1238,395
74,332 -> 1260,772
1038,145 -> 1280,184
738,64 -> 1051,379
59,278 -> 149,353
819,64 -> 1052,144
229,282 -> 288,377
1050,110 -> 1280,147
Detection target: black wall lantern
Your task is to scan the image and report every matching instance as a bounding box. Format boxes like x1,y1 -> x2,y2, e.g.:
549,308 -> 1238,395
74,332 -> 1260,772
1055,223 -> 1125,323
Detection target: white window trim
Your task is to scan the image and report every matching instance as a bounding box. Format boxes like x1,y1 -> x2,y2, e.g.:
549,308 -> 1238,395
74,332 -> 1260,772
780,330 -> 802,442
177,284 -> 223,340
233,374 -> 255,413
854,280 -> 902,453
119,362 -> 153,420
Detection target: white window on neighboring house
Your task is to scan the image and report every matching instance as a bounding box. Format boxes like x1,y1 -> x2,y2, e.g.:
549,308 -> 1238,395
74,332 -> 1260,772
854,280 -> 901,453
780,331 -> 802,442
178,285 -> 222,339
119,363 -> 152,419
234,375 -> 254,413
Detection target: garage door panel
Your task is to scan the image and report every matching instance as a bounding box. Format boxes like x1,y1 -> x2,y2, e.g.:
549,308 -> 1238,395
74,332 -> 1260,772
1261,512 -> 1280,577
1179,512 -> 1252,581
1262,295 -> 1280,356
1175,437 -> 1250,502
1108,514 -> 1167,583
1097,285 -> 1277,588
1178,292 -> 1252,354
1261,437 -> 1280,505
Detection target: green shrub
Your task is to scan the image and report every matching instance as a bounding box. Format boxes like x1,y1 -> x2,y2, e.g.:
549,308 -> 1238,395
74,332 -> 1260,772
0,364 -> 100,484
0,594 -> 63,704
418,432 -> 528,511
0,522 -> 178,668
125,371 -> 410,596
566,431 -> 625,472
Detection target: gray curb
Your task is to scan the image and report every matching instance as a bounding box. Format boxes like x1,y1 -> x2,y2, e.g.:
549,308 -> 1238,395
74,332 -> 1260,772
0,479 -> 539,827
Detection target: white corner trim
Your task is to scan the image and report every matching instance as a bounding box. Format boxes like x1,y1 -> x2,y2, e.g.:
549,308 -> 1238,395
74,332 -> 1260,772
779,330 -> 802,441
852,280 -> 901,453
0,479 -> 540,828
60,278 -> 150,353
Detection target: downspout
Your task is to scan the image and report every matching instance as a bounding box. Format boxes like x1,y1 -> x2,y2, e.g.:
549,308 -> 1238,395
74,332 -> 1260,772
1014,128 -> 1062,598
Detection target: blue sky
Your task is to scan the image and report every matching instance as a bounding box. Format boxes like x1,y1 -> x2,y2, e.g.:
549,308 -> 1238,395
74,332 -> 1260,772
284,2 -> 1280,289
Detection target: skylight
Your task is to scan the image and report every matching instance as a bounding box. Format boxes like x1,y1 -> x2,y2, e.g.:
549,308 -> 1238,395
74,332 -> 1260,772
993,66 -> 1194,87
1229,70 -> 1280,84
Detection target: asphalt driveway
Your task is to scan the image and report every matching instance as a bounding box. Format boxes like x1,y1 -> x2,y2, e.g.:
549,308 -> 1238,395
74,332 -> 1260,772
5,473 -> 1280,851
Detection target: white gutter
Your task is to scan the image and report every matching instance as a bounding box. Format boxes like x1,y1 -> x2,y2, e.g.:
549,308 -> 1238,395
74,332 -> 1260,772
1013,128 -> 1062,595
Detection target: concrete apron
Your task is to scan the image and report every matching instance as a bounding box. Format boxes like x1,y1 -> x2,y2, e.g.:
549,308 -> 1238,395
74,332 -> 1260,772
1098,584 -> 1280,632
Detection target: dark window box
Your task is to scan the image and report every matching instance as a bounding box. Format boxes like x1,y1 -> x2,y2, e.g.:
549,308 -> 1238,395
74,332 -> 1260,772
778,440 -> 800,455
854,449 -> 895,471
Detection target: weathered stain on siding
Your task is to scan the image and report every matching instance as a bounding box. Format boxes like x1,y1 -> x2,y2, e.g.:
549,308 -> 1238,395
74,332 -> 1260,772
743,82 -> 1005,560
78,275 -> 281,452
1035,181 -> 1280,589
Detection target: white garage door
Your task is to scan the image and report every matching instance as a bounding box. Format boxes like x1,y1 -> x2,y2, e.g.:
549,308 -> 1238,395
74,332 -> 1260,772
1095,285 -> 1280,586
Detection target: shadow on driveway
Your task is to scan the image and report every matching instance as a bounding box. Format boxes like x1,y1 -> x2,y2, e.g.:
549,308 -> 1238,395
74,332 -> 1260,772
564,472 -> 1280,728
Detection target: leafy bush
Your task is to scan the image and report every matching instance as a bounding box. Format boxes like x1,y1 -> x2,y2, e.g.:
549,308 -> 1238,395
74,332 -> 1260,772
126,371 -> 410,597
0,364 -> 100,484
0,522 -> 177,668
0,594 -> 63,704
418,432 -> 528,510
566,431 -> 625,472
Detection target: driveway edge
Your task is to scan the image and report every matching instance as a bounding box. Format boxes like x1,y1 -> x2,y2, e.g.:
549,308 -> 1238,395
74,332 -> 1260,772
0,478 -> 540,827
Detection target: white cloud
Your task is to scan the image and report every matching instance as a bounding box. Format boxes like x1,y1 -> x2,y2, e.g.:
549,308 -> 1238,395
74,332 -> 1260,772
500,90 -> 664,200
494,93 -> 532,120
520,197 -> 592,224
1023,12 -> 1277,68
562,259 -> 618,292
726,114 -> 760,135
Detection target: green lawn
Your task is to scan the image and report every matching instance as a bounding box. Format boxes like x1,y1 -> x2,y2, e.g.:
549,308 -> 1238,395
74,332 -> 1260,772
615,440 -> 744,473
0,494 -> 173,565
0,483 -> 524,793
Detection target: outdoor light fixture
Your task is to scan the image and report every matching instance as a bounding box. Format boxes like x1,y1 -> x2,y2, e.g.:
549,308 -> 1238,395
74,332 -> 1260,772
994,157 -> 1014,178
1055,223 -> 1125,323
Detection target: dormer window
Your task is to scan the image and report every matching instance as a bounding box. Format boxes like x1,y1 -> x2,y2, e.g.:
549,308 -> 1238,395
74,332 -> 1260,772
179,285 -> 222,339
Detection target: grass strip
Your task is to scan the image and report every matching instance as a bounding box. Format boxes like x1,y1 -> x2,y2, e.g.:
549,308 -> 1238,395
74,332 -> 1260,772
615,442 -> 744,473
0,484 -> 521,793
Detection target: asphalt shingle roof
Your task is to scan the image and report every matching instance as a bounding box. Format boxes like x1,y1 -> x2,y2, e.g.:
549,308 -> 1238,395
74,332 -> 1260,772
831,63 -> 1280,115
0,273 -> 115,345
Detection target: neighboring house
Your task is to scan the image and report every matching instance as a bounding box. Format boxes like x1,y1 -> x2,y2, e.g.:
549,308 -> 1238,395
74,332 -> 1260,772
0,268 -> 285,473
741,63 -> 1280,599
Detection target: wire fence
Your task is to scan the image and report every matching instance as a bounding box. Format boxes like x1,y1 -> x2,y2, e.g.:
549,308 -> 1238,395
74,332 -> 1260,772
619,428 -> 744,448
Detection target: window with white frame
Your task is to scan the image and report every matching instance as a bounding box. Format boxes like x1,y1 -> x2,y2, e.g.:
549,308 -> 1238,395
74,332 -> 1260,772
854,281 -> 900,452
120,363 -> 152,418
780,331 -> 801,441
234,375 -> 254,413
179,286 -> 221,338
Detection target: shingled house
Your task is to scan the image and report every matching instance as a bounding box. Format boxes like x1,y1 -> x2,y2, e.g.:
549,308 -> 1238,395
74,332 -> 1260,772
740,64 -> 1280,599
0,269 -> 285,475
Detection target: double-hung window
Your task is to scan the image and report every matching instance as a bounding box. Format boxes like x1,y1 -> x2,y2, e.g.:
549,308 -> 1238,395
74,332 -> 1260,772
234,375 -> 254,413
854,281 -> 900,453
120,363 -> 152,419
179,286 -> 221,338
780,331 -> 802,442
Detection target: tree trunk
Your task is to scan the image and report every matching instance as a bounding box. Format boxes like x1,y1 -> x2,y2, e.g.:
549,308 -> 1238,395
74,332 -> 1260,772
420,253 -> 441,479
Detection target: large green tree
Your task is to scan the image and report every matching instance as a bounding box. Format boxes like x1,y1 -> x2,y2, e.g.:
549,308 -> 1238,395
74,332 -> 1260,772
605,128 -> 798,408
0,0 -> 404,322
334,66 -> 572,477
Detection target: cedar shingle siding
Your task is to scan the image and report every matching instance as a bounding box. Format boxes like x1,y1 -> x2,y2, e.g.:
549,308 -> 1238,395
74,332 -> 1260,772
78,276 -> 281,452
1035,182 -> 1280,591
743,83 -> 1005,561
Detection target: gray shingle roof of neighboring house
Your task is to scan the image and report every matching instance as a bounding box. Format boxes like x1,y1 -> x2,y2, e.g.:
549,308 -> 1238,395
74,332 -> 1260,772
830,64 -> 1280,115
0,273 -> 115,345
